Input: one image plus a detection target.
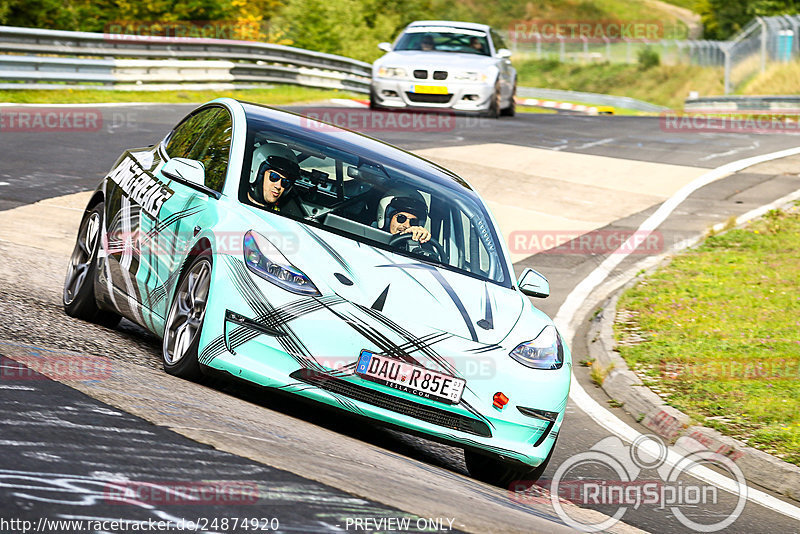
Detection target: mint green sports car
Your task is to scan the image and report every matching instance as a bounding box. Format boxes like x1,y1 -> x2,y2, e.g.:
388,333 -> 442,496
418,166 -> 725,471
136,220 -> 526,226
63,98 -> 571,485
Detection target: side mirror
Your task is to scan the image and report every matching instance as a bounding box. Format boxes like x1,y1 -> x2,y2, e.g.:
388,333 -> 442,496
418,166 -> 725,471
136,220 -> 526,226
496,48 -> 512,59
162,157 -> 205,187
518,268 -> 549,298
378,42 -> 392,53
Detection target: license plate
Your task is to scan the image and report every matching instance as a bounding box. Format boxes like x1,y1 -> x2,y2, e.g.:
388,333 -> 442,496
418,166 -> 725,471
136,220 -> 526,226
356,351 -> 465,404
413,85 -> 448,94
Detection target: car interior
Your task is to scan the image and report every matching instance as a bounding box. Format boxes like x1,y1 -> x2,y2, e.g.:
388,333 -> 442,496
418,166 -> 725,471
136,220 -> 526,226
240,132 -> 505,284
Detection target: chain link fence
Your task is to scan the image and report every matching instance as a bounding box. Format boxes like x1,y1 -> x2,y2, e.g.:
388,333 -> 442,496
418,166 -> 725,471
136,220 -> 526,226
503,15 -> 800,94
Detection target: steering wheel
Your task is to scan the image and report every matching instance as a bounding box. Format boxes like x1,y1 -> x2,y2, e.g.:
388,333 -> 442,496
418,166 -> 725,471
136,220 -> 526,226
389,232 -> 447,262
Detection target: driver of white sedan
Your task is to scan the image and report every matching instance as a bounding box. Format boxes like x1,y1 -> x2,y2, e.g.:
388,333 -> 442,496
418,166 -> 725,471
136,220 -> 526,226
382,196 -> 431,243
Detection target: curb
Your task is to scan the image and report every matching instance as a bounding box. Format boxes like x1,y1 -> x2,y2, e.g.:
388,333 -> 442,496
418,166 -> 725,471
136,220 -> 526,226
586,219 -> 800,503
515,97 -> 614,115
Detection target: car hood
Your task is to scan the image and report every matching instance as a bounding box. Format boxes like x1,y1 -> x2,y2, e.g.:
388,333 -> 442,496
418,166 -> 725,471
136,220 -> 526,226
375,51 -> 499,72
246,213 -> 525,346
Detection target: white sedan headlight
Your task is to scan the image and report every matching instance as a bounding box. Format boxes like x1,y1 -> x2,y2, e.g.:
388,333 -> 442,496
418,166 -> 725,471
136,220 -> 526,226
509,325 -> 564,370
453,71 -> 488,82
377,66 -> 407,79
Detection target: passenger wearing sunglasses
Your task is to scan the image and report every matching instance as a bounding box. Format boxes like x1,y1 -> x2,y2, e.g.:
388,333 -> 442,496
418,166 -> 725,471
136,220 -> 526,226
248,146 -> 301,211
383,196 -> 431,243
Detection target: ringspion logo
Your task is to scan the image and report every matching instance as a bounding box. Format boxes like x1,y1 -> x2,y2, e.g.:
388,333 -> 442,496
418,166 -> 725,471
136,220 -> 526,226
510,435 -> 747,532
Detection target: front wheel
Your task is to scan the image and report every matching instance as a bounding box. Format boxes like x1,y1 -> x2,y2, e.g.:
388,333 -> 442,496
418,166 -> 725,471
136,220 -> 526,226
162,251 -> 212,380
369,87 -> 380,110
63,202 -> 121,327
501,82 -> 516,117
485,81 -> 501,119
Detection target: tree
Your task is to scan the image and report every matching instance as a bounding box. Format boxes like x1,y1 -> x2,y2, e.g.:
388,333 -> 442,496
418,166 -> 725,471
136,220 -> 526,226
697,0 -> 800,40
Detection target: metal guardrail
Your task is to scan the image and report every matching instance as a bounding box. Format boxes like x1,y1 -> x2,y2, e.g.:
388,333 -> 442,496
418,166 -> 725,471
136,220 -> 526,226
0,25 -> 372,93
517,87 -> 667,112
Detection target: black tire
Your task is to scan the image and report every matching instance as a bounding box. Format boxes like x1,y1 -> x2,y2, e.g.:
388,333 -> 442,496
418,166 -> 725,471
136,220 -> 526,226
63,202 -> 121,328
465,434 -> 557,487
485,81 -> 501,119
369,87 -> 380,110
501,81 -> 516,117
162,250 -> 212,380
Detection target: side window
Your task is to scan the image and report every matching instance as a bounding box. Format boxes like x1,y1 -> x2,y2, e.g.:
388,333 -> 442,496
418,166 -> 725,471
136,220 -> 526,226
186,109 -> 232,193
165,110 -> 209,158
491,30 -> 507,52
165,107 -> 232,193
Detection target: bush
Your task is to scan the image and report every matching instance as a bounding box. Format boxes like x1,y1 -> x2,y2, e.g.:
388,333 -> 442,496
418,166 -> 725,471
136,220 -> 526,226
637,47 -> 661,70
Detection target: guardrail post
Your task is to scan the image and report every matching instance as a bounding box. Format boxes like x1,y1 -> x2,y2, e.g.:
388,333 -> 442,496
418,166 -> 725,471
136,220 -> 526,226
559,37 -> 565,62
723,44 -> 731,95
759,17 -> 768,72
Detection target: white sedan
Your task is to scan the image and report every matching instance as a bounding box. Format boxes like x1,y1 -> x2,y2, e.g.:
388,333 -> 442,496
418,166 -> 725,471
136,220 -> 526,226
371,20 -> 517,118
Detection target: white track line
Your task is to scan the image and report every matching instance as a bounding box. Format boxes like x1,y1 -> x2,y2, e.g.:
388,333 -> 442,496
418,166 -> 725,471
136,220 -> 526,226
555,146 -> 800,520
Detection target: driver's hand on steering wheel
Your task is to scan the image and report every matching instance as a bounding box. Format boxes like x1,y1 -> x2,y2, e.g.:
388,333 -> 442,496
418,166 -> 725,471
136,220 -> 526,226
402,226 -> 431,243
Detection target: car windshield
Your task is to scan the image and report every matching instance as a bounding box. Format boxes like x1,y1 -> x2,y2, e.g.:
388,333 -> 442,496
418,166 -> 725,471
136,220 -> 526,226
394,26 -> 490,56
239,120 -> 509,286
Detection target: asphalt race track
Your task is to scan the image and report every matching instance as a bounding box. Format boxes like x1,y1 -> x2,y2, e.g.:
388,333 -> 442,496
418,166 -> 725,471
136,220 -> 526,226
1,103 -> 800,533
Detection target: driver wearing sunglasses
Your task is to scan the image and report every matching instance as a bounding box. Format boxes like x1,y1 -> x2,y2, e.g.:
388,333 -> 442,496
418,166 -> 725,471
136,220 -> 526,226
384,196 -> 431,243
249,154 -> 301,211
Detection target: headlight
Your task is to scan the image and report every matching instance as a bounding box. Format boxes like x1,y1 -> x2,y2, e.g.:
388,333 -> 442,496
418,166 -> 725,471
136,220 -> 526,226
243,230 -> 319,296
509,325 -> 564,370
377,66 -> 407,79
453,71 -> 488,82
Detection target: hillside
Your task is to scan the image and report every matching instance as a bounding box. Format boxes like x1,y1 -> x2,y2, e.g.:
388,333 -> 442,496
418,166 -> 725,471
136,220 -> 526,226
513,58 -> 724,109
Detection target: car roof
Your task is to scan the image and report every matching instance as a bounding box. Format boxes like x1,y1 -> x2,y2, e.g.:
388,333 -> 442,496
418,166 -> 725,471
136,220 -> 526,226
406,20 -> 492,32
238,101 -> 476,194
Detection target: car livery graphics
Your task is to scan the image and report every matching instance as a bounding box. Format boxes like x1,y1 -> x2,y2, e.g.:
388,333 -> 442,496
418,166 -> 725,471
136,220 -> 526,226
64,98 -> 571,484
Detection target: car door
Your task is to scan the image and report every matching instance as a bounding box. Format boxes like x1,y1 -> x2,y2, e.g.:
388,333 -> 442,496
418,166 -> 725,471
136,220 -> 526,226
143,106 -> 233,323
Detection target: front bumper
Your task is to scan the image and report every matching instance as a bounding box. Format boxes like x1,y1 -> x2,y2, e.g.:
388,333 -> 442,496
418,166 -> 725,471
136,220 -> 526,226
371,78 -> 494,112
200,257 -> 571,468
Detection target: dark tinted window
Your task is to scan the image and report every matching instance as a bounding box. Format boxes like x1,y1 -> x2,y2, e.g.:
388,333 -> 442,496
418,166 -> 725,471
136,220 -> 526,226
165,107 -> 232,193
394,27 -> 491,56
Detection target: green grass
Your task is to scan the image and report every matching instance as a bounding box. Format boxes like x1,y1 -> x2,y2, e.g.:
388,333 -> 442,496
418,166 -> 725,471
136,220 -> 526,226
512,58 -> 724,109
615,208 -> 800,465
0,86 -> 359,105
741,58 -> 800,95
657,0 -> 699,11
